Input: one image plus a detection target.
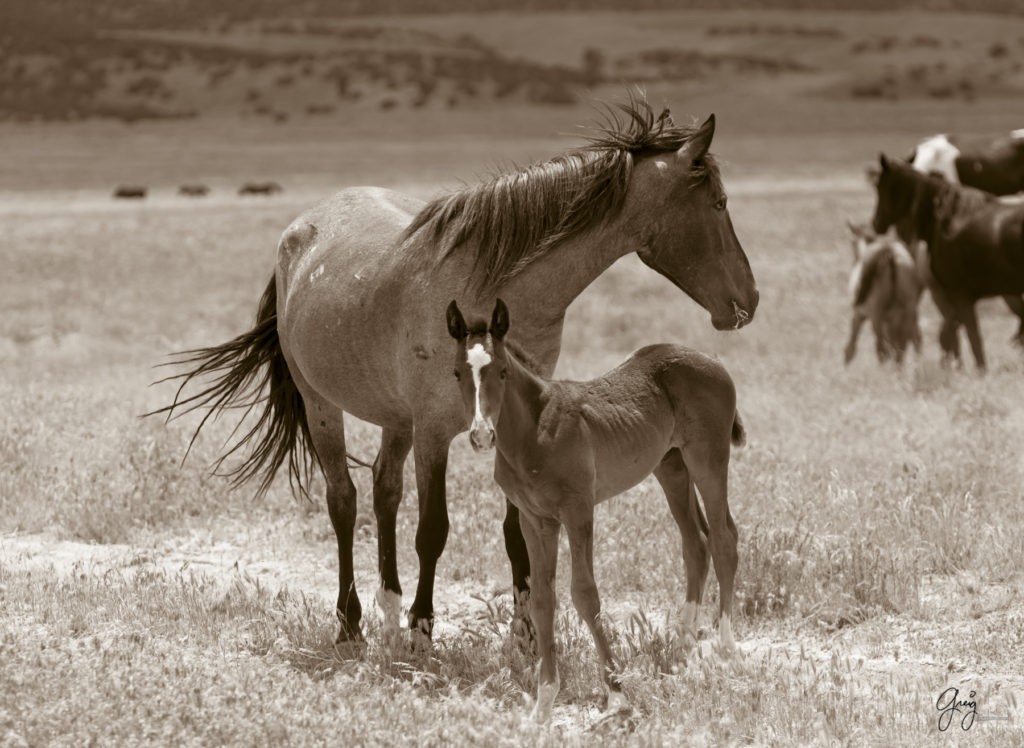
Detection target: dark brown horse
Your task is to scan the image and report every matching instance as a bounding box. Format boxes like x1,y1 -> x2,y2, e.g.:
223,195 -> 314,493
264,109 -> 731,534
447,299 -> 743,722
872,154 -> 1024,370
905,132 -> 1024,347
152,97 -> 758,647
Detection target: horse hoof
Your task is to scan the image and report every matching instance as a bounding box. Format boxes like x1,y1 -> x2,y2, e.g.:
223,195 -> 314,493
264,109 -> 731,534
511,588 -> 538,656
408,615 -> 434,654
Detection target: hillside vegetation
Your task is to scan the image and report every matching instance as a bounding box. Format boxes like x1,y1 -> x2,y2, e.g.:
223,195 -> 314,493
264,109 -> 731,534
3,5 -> 1024,122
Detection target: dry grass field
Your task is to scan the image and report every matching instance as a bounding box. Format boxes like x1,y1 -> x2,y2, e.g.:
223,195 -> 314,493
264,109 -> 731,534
3,7 -> 1024,747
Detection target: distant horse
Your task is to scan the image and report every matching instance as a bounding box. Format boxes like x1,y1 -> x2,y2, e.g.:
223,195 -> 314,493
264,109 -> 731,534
872,154 -> 1024,370
907,131 -> 1024,196
843,221 -> 922,365
907,133 -> 1024,347
446,299 -> 743,723
152,97 -> 758,645
113,185 -> 146,199
179,184 -> 210,197
238,181 -> 283,196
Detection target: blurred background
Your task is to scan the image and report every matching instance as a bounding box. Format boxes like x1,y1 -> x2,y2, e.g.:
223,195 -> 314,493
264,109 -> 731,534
4,0 -> 1024,199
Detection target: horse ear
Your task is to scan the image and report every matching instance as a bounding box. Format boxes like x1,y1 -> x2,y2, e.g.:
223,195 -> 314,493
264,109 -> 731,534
847,219 -> 860,237
879,153 -> 890,172
490,298 -> 510,340
865,165 -> 880,186
676,114 -> 715,164
446,300 -> 467,340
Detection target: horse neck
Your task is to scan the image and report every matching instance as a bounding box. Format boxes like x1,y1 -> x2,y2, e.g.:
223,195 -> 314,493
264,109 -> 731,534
494,348 -> 547,452
498,223 -> 633,340
909,176 -> 941,244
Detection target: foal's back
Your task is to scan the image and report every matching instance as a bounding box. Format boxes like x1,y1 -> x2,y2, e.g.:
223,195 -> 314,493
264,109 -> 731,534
540,344 -> 738,503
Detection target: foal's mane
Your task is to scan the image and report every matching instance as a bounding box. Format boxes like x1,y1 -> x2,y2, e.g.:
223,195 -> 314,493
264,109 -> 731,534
403,94 -> 721,293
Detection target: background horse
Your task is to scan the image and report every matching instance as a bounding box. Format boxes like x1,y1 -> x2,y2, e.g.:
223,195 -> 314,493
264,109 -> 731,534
843,221 -> 922,365
907,132 -> 1024,346
907,131 -> 1024,196
446,299 -> 744,723
152,96 -> 758,646
872,154 -> 1024,370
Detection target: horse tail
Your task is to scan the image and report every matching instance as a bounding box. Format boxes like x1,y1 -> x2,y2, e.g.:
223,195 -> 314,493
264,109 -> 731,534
146,274 -> 318,499
854,246 -> 895,308
731,409 -> 746,448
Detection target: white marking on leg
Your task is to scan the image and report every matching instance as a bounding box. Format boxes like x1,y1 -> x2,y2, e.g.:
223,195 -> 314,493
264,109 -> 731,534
681,601 -> 699,635
605,689 -> 629,715
375,587 -> 402,637
719,612 -> 736,653
531,668 -> 560,723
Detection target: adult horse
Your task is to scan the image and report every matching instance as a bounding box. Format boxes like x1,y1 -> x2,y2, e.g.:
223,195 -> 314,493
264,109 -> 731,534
153,97 -> 759,644
907,131 -> 1024,196
872,154 -> 1024,370
907,131 -> 1024,345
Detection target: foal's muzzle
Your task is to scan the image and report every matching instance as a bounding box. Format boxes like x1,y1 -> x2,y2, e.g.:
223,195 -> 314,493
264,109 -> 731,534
469,424 -> 496,452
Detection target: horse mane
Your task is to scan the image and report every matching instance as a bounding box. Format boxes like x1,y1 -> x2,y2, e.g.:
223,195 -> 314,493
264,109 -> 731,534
891,160 -> 992,244
402,94 -> 721,294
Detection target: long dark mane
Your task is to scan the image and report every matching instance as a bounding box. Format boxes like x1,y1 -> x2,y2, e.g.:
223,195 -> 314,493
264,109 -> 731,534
890,160 -> 995,243
402,94 -> 722,293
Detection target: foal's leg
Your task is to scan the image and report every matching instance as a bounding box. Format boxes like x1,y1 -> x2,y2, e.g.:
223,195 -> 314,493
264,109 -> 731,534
958,302 -> 986,372
929,284 -> 962,365
408,427 -> 454,642
654,449 -> 709,636
683,445 -> 738,653
844,311 -> 866,364
304,396 -> 361,641
502,498 -> 536,652
565,510 -> 625,713
373,428 -> 413,639
1001,294 -> 1024,346
518,508 -> 561,723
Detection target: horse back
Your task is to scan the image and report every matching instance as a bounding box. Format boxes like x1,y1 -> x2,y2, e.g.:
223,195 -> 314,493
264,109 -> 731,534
931,201 -> 1024,297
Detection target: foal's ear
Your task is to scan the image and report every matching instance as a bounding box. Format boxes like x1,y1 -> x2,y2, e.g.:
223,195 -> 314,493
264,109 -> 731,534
490,298 -> 510,340
676,114 -> 715,164
446,300 -> 467,340
879,153 -> 890,172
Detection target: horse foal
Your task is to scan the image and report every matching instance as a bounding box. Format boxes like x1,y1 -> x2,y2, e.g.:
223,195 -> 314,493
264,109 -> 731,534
447,299 -> 744,723
844,221 -> 923,365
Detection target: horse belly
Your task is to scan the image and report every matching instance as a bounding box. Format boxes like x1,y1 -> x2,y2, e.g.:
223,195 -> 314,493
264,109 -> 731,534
592,437 -> 670,503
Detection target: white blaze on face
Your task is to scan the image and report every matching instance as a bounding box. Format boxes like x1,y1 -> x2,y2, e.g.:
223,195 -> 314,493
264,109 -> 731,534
911,135 -> 960,184
466,342 -> 492,427
1011,128 -> 1024,139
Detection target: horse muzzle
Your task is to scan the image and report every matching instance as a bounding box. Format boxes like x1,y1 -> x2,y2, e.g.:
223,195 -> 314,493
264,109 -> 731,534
469,423 -> 496,452
712,294 -> 758,331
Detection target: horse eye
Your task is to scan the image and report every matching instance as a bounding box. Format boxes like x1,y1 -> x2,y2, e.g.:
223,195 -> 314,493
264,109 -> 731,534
499,368 -> 507,380
453,369 -> 461,381
715,196 -> 727,211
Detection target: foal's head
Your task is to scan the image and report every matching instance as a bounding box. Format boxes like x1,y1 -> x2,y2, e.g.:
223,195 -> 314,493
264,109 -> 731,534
446,299 -> 510,452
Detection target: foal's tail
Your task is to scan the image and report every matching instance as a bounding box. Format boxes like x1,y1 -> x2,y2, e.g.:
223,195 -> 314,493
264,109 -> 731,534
146,274 -> 318,498
731,409 -> 746,448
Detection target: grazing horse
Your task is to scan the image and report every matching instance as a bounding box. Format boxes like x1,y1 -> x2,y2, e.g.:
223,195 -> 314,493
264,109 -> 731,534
152,98 -> 758,646
446,299 -> 743,723
843,221 -> 922,365
872,154 -> 1024,370
907,133 -> 1024,347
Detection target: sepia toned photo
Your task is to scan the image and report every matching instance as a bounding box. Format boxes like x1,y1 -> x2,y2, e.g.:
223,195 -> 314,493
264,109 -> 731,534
1,1 -> 1022,744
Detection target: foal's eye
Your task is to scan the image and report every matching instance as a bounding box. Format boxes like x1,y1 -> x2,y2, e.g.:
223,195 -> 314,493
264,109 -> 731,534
453,369 -> 461,381
714,196 -> 727,211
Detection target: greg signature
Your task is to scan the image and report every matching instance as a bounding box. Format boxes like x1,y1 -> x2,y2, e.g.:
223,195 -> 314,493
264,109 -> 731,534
936,686 -> 1010,731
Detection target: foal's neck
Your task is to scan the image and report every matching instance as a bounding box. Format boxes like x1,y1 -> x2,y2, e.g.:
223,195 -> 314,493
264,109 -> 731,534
495,347 -> 548,450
